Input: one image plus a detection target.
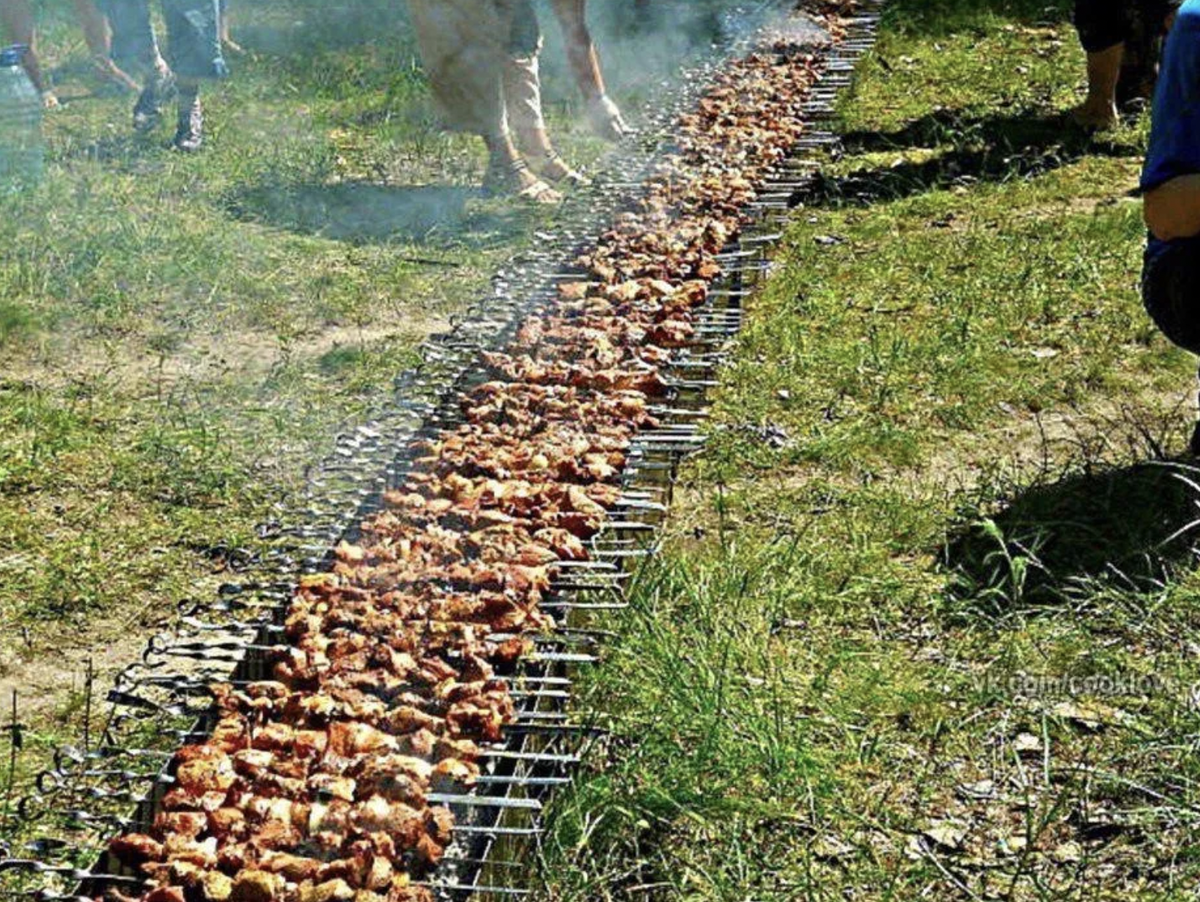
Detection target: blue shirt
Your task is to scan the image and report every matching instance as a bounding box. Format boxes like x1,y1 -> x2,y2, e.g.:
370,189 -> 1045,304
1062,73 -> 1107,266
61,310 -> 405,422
1143,1 -> 1200,259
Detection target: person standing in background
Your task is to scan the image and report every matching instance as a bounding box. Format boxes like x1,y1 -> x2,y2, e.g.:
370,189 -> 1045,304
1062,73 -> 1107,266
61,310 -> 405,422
0,0 -> 59,106
0,0 -> 158,107
99,0 -> 179,133
1072,0 -> 1180,127
406,0 -> 624,202
98,0 -> 227,151
1140,0 -> 1200,451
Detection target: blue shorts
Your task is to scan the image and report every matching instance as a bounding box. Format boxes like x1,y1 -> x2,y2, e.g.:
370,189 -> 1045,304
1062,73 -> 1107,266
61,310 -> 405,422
1143,234 -> 1200,355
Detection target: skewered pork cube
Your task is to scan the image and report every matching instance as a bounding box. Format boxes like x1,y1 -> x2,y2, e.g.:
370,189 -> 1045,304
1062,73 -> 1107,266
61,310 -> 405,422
229,870 -> 284,902
175,746 -> 237,795
109,834 -> 165,867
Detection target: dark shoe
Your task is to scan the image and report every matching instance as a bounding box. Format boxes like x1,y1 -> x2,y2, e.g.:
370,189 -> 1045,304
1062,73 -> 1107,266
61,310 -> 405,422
132,85 -> 161,131
173,94 -> 203,153
132,70 -> 175,132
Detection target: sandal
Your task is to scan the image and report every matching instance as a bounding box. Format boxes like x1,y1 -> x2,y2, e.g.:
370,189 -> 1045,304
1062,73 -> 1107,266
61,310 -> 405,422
528,150 -> 592,188
483,157 -> 562,205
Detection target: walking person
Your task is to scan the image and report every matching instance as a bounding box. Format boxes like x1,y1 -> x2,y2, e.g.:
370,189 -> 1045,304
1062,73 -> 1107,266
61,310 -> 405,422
1140,0 -> 1200,450
98,0 -> 227,151
1072,0 -> 1180,127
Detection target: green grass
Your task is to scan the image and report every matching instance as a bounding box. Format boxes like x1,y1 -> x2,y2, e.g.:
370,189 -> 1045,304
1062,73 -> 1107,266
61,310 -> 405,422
538,1 -> 1200,898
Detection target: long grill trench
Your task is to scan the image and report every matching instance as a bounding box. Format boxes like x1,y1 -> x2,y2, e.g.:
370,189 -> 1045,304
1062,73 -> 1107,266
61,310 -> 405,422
0,4 -> 882,901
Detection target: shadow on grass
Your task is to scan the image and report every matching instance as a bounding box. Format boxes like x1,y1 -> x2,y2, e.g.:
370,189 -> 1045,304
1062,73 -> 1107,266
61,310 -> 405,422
226,181 -> 529,246
63,131 -> 178,176
944,459 -> 1200,611
814,108 -> 1140,207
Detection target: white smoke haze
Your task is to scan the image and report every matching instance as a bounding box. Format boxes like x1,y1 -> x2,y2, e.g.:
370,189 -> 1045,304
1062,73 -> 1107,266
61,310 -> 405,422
539,0 -> 756,105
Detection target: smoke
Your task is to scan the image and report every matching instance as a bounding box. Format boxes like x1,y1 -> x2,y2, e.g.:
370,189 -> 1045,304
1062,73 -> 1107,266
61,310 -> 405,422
231,0 -> 418,56
537,0 -> 744,106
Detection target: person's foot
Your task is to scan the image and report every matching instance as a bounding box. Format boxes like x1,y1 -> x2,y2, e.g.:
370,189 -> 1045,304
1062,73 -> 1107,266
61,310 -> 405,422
483,157 -> 562,204
41,91 -> 60,111
173,93 -> 203,152
133,70 -> 175,132
586,94 -> 630,142
221,36 -> 245,55
1070,97 -> 1119,130
527,149 -> 591,188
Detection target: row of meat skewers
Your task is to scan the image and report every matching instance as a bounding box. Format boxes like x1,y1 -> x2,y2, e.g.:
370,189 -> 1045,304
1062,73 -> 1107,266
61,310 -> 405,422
101,11 -> 840,902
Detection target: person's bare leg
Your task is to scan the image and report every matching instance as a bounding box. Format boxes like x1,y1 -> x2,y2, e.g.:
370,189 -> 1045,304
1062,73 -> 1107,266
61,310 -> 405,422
1072,42 -> 1122,128
551,0 -> 603,101
550,0 -> 627,140
219,1 -> 242,54
73,0 -> 140,91
516,124 -> 583,184
0,0 -> 56,105
503,51 -> 588,187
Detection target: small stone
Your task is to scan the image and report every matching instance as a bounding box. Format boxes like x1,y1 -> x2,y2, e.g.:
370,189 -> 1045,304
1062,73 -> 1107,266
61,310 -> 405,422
1014,732 -> 1042,754
922,821 -> 966,851
1049,701 -> 1104,731
812,835 -> 855,860
1052,841 -> 1083,863
956,779 -> 996,800
997,835 -> 1028,856
1051,844 -> 1089,863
